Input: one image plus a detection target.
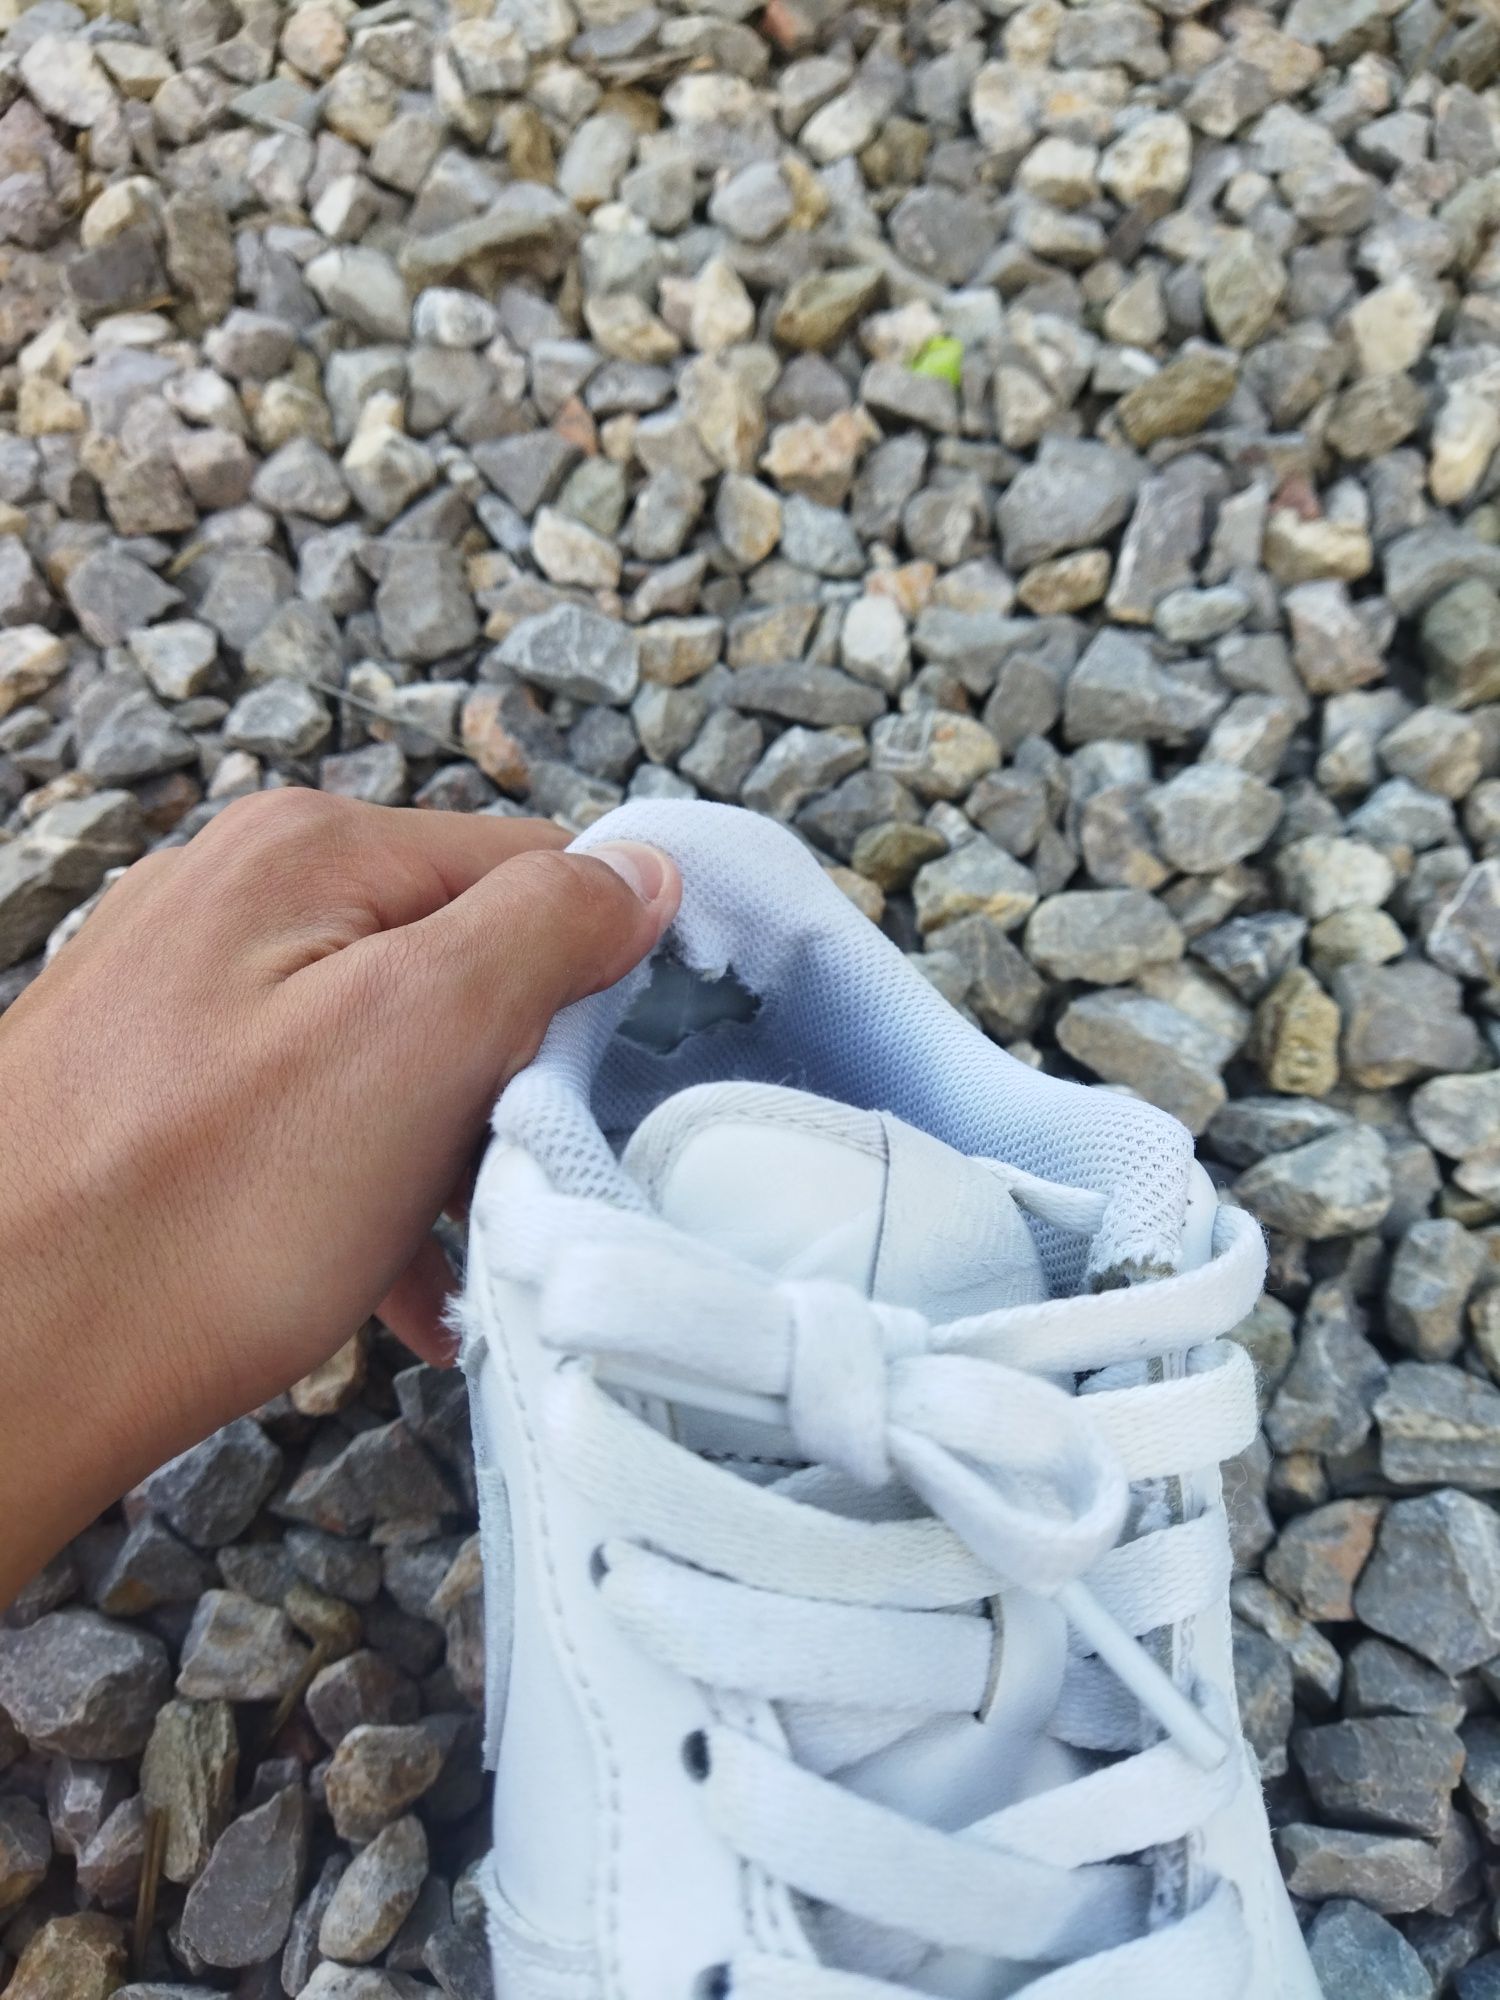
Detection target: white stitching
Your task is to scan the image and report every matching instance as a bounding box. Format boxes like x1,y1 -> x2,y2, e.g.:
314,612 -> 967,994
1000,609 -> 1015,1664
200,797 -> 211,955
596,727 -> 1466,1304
474,1212 -> 627,1997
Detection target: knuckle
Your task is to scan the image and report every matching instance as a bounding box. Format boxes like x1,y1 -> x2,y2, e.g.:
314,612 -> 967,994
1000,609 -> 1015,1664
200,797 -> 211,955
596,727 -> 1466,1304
212,786 -> 348,854
366,919 -> 426,995
513,846 -> 612,916
202,790 -> 366,912
494,848 -> 626,952
324,929 -> 412,1044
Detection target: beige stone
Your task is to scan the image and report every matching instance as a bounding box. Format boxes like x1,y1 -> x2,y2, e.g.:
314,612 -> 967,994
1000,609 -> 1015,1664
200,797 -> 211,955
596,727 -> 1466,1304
1116,349 -> 1237,446
583,292 -> 679,364
290,1326 -> 370,1416
1264,511 -> 1373,586
1257,967 -> 1341,1098
1099,112 -> 1192,204
1017,549 -> 1110,614
6,1914 -> 126,2000
827,863 -> 884,924
0,626 -> 66,719
1346,276 -> 1440,378
759,408 -> 878,506
531,505 -> 621,589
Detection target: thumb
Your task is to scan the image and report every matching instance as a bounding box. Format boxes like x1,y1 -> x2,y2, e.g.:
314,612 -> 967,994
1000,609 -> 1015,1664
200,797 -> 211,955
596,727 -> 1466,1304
367,837 -> 681,1099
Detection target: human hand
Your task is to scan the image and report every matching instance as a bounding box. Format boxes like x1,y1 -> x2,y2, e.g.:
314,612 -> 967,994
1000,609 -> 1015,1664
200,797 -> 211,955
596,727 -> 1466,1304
0,791 -> 678,1603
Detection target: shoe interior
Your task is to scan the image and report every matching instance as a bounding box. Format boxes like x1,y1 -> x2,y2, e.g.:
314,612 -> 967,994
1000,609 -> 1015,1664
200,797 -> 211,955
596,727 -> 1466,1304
495,799 -> 1197,1294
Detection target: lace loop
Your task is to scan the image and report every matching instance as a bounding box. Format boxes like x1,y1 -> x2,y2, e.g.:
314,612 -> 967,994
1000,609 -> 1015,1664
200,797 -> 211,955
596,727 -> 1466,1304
884,1362 -> 1126,1594
782,1281 -> 925,1488
497,1166 -> 1265,1995
543,1237 -> 1134,1598
534,1206 -> 1242,1766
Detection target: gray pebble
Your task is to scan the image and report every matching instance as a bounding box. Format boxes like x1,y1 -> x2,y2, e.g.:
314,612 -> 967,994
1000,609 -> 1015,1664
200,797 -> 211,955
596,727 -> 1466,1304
375,546 -> 480,665
1056,988 -> 1231,1133
1293,1714 -> 1465,1841
0,1611 -> 168,1759
498,605 -> 639,707
1024,888 -> 1182,985
142,1416 -> 283,1548
279,1419 -> 455,1535
46,1755 -> 129,1860
1409,1070 -> 1500,1162
1144,763 -> 1281,874
1345,1640 -> 1465,1729
223,678 -> 331,759
0,790 -> 145,971
1306,1900 -> 1435,2000
1275,1824 -> 1442,1914
1233,1620 -> 1294,1779
176,1590 -> 309,1702
1375,1364 -> 1500,1490
64,549 -> 181,649
997,439 -> 1141,570
178,1784 -> 307,1969
96,1518 -> 211,1617
0,1797 -> 51,1916
1355,1490 -> 1500,1676
1237,1126 -> 1392,1239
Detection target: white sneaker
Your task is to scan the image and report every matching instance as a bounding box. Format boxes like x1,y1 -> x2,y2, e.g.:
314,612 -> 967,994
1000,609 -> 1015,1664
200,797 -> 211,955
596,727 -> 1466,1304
459,800 -> 1322,2000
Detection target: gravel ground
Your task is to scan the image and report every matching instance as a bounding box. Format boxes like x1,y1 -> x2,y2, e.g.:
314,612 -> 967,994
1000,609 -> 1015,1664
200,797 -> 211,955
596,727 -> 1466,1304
3,0 -> 1500,1993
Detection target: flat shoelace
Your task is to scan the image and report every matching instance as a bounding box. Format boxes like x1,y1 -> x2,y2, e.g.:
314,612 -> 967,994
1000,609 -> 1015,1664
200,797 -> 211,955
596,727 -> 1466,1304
494,1180 -> 1267,1996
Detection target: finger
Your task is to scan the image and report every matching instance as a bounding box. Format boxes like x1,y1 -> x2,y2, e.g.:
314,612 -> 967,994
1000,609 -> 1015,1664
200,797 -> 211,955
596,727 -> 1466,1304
377,1235 -> 460,1367
340,803 -> 572,919
183,791 -> 572,952
341,840 -> 680,1112
442,1139 -> 486,1226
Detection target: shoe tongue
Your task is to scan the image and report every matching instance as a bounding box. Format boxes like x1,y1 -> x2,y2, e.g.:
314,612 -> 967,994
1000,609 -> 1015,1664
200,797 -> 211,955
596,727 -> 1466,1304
622,1082 -> 1049,1317
622,1083 -> 1075,1883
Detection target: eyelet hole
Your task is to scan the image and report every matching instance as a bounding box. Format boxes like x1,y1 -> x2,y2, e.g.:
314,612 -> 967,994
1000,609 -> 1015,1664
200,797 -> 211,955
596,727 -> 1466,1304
976,1594 -> 1005,1723
693,1965 -> 730,2000
588,1544 -> 609,1587
681,1729 -> 711,1782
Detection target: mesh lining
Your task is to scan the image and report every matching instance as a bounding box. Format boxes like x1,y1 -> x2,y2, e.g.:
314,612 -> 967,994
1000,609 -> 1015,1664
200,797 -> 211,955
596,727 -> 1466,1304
491,802 -> 1194,1294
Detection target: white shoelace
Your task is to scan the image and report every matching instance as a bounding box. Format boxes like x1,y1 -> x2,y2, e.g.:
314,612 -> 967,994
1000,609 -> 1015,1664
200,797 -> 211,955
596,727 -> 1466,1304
491,1171 -> 1267,1999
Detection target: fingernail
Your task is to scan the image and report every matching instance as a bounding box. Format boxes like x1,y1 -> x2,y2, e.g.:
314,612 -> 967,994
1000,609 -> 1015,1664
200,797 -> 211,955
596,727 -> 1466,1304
590,840 -> 670,905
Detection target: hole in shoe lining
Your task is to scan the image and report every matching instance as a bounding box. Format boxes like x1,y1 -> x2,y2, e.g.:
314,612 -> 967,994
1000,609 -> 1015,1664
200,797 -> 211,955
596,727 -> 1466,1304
618,951 -> 760,1057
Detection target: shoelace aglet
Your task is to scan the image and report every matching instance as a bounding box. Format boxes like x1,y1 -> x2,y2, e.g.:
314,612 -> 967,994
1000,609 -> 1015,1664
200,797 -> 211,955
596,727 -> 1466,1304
1056,1580 -> 1228,1772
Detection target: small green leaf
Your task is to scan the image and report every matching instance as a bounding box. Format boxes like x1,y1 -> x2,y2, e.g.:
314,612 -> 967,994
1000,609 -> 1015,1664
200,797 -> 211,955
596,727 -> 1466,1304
909,335 -> 964,387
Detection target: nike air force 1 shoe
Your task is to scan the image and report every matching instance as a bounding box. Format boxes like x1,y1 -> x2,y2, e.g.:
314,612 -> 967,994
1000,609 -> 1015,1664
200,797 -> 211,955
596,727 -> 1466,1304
458,801 -> 1322,2000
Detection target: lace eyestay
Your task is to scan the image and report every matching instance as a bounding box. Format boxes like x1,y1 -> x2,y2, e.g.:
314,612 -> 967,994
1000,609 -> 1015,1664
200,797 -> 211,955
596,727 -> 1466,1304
498,1173 -> 1268,1993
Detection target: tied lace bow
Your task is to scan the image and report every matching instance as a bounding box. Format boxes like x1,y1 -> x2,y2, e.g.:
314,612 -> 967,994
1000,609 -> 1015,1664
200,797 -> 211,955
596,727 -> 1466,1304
529,1220 -> 1251,1768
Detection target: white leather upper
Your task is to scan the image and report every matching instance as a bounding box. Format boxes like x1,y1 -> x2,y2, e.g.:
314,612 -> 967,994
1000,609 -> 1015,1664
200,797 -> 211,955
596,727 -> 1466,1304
1173,1172 -> 1323,2000
475,1145 -> 761,1999
465,1093 -> 1321,2000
